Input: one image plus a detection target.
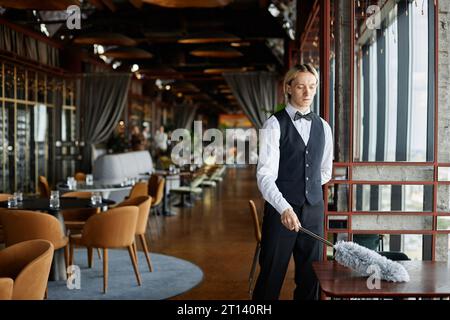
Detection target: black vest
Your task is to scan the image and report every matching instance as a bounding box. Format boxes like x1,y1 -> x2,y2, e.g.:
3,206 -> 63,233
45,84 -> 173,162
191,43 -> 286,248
274,109 -> 325,207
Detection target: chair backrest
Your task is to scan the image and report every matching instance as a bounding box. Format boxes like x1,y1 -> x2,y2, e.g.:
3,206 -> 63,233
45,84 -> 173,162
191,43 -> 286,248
129,182 -> 148,199
0,239 -> 54,300
148,175 -> 164,207
116,196 -> 152,235
38,176 -> 50,198
0,194 -> 12,202
62,191 -> 92,199
74,172 -> 86,182
2,210 -> 66,248
81,206 -> 138,248
248,200 -> 261,243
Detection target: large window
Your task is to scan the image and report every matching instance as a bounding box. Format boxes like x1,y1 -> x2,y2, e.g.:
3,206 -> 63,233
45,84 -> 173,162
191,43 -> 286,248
354,0 -> 434,163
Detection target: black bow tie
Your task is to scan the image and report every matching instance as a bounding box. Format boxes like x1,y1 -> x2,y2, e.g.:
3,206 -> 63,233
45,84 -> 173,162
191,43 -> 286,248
294,111 -> 313,121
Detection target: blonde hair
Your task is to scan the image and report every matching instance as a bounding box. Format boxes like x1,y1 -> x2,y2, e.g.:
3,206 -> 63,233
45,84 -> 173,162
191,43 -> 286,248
283,63 -> 319,102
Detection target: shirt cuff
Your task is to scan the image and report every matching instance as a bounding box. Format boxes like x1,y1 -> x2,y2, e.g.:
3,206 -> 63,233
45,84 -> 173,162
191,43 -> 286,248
276,199 -> 293,215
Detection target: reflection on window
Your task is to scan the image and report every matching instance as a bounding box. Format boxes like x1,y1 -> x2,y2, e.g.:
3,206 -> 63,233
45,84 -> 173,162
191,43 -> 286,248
354,1 -> 434,162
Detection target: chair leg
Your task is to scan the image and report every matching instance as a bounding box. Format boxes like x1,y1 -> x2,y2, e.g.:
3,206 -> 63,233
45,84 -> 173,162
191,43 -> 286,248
103,248 -> 108,294
139,234 -> 153,272
64,245 -> 69,269
87,247 -> 93,268
69,242 -> 74,266
127,245 -> 142,286
44,286 -> 48,299
248,243 -> 261,296
97,248 -> 102,260
132,241 -> 139,265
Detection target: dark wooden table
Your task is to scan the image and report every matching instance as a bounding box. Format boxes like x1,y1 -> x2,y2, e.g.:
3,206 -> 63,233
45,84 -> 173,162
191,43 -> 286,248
153,170 -> 192,216
0,197 -> 115,281
313,261 -> 450,299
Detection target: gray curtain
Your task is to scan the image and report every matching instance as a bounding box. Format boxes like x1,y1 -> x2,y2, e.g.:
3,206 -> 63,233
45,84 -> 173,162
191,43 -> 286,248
223,71 -> 279,129
77,73 -> 131,172
174,104 -> 198,130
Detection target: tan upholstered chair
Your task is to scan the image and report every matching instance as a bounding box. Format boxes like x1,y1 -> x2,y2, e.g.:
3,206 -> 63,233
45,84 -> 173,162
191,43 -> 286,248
69,206 -> 141,293
74,172 -> 86,182
0,195 -> 13,244
0,278 -> 13,300
116,196 -> 153,272
148,175 -> 165,215
0,239 -> 54,300
38,176 -> 50,198
248,200 -> 262,296
128,182 -> 148,199
61,192 -> 100,264
2,210 -> 69,270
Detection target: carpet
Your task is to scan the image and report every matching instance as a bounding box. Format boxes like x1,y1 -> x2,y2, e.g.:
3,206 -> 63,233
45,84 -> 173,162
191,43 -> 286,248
47,249 -> 203,300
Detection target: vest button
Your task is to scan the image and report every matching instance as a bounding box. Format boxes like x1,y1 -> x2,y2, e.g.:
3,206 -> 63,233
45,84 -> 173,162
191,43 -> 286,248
306,177 -> 309,181
306,164 -> 310,168
306,150 -> 309,154
306,190 -> 309,194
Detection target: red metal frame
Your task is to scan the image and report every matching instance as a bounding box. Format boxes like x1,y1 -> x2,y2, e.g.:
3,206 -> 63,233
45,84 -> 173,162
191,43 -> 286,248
313,0 -> 445,261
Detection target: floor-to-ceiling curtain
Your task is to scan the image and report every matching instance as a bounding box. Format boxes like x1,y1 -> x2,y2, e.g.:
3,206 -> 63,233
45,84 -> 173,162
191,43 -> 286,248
77,73 -> 131,172
174,104 -> 198,130
223,71 -> 278,129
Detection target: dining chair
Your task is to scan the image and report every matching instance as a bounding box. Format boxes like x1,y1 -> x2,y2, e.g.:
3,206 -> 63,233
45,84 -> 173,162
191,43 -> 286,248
248,200 -> 262,297
61,191 -> 100,264
2,210 -> 69,271
0,239 -> 54,300
74,172 -> 86,182
38,176 -> 51,198
148,175 -> 165,236
128,182 -> 149,199
69,206 -> 141,293
116,196 -> 153,272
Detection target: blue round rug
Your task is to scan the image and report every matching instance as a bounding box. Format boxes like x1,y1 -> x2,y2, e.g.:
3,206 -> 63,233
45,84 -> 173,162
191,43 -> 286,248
47,249 -> 203,300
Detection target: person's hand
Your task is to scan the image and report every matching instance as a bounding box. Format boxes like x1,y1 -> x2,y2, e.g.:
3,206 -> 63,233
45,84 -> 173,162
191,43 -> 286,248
281,208 -> 302,232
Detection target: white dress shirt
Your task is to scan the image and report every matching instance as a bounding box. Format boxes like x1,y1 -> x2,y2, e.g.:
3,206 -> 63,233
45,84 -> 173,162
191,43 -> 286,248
257,103 -> 334,215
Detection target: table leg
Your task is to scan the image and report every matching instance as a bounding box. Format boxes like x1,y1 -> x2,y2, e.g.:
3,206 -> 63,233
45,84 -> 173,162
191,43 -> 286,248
162,178 -> 176,216
49,210 -> 67,281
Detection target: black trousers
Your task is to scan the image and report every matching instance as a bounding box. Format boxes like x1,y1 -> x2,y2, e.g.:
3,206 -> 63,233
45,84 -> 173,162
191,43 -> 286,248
252,200 -> 324,300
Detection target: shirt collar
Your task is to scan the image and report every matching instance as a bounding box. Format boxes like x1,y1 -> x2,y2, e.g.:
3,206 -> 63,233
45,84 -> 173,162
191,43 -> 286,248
285,103 -> 312,121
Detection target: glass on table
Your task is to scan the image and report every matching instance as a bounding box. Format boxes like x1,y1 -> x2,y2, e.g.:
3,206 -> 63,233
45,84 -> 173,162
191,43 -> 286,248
85,174 -> 94,186
13,191 -> 23,203
49,190 -> 60,209
90,192 -> 102,206
7,196 -> 17,208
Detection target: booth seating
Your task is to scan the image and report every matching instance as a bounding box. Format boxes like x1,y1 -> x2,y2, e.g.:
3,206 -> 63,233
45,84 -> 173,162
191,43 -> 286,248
92,151 -> 154,202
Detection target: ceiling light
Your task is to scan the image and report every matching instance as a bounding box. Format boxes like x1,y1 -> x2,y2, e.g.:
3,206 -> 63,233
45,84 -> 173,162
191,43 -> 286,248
131,64 -> 139,72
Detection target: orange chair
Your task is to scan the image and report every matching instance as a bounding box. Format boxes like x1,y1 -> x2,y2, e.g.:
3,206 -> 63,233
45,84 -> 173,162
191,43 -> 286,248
0,195 -> 13,244
0,240 -> 54,300
69,206 -> 141,293
38,176 -> 50,198
248,200 -> 262,296
148,175 -> 165,215
74,172 -> 86,182
128,182 -> 148,199
0,278 -> 13,300
2,210 -> 69,271
116,196 -> 153,272
61,192 -> 100,264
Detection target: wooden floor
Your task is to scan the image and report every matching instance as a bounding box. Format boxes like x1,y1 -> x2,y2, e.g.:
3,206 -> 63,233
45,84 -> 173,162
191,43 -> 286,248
149,165 -> 296,300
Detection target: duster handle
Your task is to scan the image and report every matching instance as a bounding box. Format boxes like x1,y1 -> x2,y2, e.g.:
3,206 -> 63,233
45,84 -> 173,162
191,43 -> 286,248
298,227 -> 335,248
